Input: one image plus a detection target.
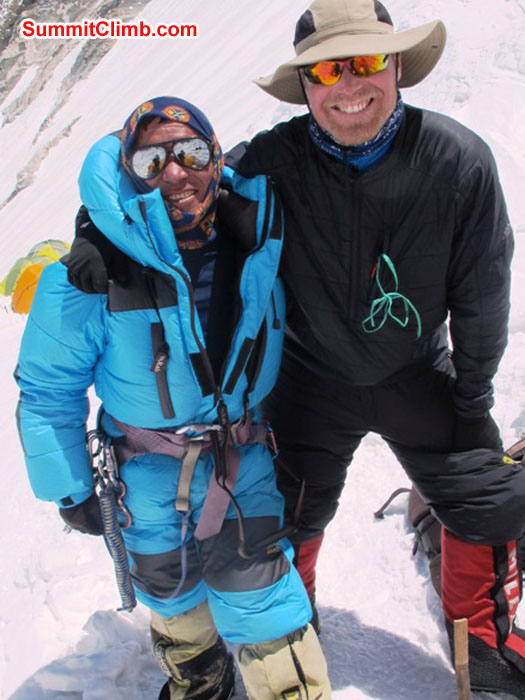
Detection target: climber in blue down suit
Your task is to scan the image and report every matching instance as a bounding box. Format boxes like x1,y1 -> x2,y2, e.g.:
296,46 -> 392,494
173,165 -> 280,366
15,96 -> 331,700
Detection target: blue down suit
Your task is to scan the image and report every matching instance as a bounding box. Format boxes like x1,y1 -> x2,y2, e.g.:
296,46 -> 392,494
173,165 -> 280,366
16,133 -> 311,644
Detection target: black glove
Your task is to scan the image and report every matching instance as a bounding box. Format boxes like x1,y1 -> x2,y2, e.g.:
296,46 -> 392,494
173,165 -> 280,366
453,413 -> 503,452
61,206 -> 129,294
59,492 -> 104,535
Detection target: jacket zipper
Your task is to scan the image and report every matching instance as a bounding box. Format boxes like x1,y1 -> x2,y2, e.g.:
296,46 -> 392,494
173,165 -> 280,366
344,165 -> 361,320
270,289 -> 281,329
139,186 -> 276,410
139,200 -> 219,404
143,270 -> 176,418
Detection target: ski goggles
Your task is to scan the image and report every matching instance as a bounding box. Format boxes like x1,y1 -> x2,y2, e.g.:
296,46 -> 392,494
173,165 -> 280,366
130,137 -> 212,179
302,54 -> 389,86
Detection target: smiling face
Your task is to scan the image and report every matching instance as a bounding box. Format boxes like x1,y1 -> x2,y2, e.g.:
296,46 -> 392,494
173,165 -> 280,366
135,119 -> 214,215
301,54 -> 400,146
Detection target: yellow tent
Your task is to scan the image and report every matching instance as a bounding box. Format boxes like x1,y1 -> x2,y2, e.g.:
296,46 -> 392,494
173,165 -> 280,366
0,239 -> 71,314
11,263 -> 46,314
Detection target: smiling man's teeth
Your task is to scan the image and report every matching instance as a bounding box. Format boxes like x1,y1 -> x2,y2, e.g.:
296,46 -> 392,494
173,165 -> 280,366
334,100 -> 370,114
170,191 -> 195,202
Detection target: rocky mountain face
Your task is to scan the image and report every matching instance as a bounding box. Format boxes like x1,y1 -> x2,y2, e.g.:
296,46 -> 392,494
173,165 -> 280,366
0,0 -> 151,127
0,0 -> 152,206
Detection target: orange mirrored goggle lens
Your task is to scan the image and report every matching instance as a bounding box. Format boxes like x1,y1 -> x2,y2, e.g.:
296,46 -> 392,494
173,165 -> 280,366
303,55 -> 389,85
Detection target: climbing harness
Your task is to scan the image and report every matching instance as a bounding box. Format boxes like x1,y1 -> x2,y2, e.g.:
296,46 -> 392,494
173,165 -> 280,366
87,429 -> 136,612
111,400 -> 304,561
87,399 -> 305,605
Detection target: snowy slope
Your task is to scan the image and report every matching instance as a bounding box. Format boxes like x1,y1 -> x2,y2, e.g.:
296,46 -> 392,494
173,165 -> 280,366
1,0 -> 525,698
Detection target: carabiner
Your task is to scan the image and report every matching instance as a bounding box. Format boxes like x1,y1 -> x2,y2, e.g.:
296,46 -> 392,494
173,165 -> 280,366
115,480 -> 133,529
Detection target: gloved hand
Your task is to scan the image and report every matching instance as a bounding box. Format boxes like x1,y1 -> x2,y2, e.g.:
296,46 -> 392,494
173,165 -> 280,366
453,412 -> 503,452
59,492 -> 104,535
62,237 -> 109,294
61,206 -> 129,293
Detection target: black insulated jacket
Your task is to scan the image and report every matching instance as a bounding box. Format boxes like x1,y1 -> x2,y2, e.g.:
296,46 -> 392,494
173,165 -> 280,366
227,105 -> 513,419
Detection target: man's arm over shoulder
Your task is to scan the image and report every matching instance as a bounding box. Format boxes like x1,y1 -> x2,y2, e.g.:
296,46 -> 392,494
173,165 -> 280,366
226,115 -> 308,176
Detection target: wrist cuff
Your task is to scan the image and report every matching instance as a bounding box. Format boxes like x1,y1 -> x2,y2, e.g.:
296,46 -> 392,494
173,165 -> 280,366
57,487 -> 94,508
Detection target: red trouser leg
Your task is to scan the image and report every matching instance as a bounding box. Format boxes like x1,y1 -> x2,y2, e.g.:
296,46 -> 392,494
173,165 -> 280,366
293,534 -> 324,596
441,529 -> 525,669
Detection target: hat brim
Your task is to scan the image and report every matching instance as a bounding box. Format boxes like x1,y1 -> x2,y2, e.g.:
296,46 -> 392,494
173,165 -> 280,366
254,20 -> 446,104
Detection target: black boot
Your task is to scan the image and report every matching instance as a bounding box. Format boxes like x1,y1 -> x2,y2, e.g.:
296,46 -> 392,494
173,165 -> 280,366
446,620 -> 525,698
157,637 -> 235,700
469,636 -> 525,697
158,680 -> 234,700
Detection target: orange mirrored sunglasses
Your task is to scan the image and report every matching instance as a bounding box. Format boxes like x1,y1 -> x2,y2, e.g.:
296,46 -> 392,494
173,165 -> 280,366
303,55 -> 389,86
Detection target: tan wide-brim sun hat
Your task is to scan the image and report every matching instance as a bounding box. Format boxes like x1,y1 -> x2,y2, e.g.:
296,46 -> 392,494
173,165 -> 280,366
255,0 -> 446,104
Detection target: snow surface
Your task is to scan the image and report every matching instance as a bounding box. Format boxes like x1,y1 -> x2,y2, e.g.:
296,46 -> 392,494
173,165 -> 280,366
1,0 -> 525,698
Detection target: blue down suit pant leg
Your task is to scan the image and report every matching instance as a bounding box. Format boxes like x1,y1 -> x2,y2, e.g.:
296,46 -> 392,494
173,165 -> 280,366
118,443 -> 311,640
116,442 -> 330,700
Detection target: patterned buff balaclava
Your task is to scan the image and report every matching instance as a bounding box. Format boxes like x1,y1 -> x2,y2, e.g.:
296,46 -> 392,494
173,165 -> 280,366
120,96 -> 224,250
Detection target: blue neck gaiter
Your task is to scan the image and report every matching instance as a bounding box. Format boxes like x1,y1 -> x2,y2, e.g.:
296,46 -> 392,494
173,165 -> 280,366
308,92 -> 404,171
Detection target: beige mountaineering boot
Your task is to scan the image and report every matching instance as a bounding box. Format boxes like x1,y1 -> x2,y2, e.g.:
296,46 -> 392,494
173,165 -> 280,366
236,623 -> 331,699
151,602 -> 235,699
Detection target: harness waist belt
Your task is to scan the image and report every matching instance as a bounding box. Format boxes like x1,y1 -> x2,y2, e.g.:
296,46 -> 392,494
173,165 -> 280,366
110,414 -> 269,540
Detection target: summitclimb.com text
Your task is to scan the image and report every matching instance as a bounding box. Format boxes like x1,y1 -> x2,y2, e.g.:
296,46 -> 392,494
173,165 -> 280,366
19,19 -> 199,40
